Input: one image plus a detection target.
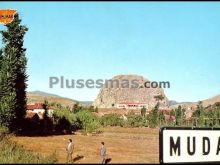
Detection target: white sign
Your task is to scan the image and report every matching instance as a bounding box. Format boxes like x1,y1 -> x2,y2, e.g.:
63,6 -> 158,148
160,128 -> 220,163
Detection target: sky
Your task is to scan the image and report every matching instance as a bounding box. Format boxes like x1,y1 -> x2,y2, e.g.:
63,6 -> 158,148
0,2 -> 220,102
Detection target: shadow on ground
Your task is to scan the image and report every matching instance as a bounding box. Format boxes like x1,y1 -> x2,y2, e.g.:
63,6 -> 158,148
73,155 -> 84,162
105,158 -> 112,164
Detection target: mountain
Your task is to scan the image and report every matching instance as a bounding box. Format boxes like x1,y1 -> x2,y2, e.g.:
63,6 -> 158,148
29,90 -> 61,97
169,100 -> 193,107
169,100 -> 179,106
80,101 -> 93,106
27,91 -> 81,107
188,94 -> 220,108
170,94 -> 220,109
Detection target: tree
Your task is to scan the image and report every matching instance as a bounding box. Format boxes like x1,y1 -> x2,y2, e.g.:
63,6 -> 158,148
154,94 -> 164,102
0,49 -> 2,72
141,106 -> 146,117
0,49 -> 4,99
192,101 -> 205,127
76,110 -> 100,134
0,14 -> 28,132
94,107 -> 98,113
72,102 -> 81,113
42,100 -> 53,134
197,101 -> 205,126
154,94 -> 164,109
214,102 -> 220,109
158,111 -> 165,126
148,102 -> 159,128
175,105 -> 183,126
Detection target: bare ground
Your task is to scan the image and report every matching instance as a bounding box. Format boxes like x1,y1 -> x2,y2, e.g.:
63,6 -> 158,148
12,127 -> 159,163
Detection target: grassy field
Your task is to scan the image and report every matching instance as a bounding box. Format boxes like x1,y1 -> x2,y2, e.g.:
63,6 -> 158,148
12,127 -> 159,163
0,134 -> 57,163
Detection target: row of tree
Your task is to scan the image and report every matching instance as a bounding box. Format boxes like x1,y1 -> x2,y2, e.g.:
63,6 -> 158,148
192,101 -> 220,127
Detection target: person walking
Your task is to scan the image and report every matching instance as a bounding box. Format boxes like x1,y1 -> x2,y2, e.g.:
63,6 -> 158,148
66,139 -> 74,163
100,142 -> 106,164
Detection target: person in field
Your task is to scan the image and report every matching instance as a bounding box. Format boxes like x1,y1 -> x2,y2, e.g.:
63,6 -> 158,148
100,142 -> 107,164
66,139 -> 74,163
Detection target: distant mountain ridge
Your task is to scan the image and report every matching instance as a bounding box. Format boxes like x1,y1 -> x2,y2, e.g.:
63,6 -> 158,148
29,91 -> 62,98
169,100 -> 193,106
170,94 -> 220,108
27,91 -> 93,107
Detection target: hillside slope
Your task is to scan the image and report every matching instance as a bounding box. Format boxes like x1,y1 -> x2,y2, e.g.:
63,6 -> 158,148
27,91 -> 79,107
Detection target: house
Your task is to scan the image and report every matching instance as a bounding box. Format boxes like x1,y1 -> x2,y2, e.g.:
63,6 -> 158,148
26,103 -> 54,118
164,114 -> 176,121
116,102 -> 148,110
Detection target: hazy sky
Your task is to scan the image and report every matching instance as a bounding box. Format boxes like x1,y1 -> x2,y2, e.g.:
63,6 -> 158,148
1,2 -> 220,102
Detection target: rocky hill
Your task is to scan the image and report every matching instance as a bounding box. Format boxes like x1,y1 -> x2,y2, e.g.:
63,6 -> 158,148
201,94 -> 220,106
186,94 -> 220,108
93,74 -> 169,109
170,94 -> 220,109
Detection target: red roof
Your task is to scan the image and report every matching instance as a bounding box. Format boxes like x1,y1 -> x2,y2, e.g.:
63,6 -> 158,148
118,102 -> 148,105
27,103 -> 44,110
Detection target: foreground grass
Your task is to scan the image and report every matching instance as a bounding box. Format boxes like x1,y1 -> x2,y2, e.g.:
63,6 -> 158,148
13,127 -> 159,163
0,134 -> 58,163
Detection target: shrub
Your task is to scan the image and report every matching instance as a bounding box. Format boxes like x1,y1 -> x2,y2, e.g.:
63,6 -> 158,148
125,113 -> 148,127
53,108 -> 80,133
100,113 -> 124,127
0,125 -> 9,135
76,110 -> 101,134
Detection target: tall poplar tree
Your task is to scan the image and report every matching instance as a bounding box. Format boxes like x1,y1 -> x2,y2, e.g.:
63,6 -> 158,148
0,13 -> 28,132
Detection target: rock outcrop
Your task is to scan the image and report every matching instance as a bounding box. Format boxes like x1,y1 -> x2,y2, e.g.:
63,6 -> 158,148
93,74 -> 169,109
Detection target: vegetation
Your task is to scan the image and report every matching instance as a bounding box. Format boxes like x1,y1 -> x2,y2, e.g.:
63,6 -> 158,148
125,112 -> 148,127
48,99 -> 220,131
174,105 -> 186,126
154,94 -> 164,102
192,101 -> 220,127
141,106 -> 146,117
147,103 -> 159,128
52,103 -> 101,134
100,113 -> 124,127
53,106 -> 79,134
0,134 -> 57,163
0,14 -> 28,133
76,109 -> 101,134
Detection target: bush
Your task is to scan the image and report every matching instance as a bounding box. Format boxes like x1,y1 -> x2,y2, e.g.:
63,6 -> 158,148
76,110 -> 101,134
53,108 -> 80,134
0,125 -> 9,135
100,113 -> 124,127
125,113 -> 148,127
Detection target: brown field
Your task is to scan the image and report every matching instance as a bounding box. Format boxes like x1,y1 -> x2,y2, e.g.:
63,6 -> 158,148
12,127 -> 159,164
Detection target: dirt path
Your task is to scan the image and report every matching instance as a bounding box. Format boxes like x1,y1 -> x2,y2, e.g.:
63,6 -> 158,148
12,127 -> 159,163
